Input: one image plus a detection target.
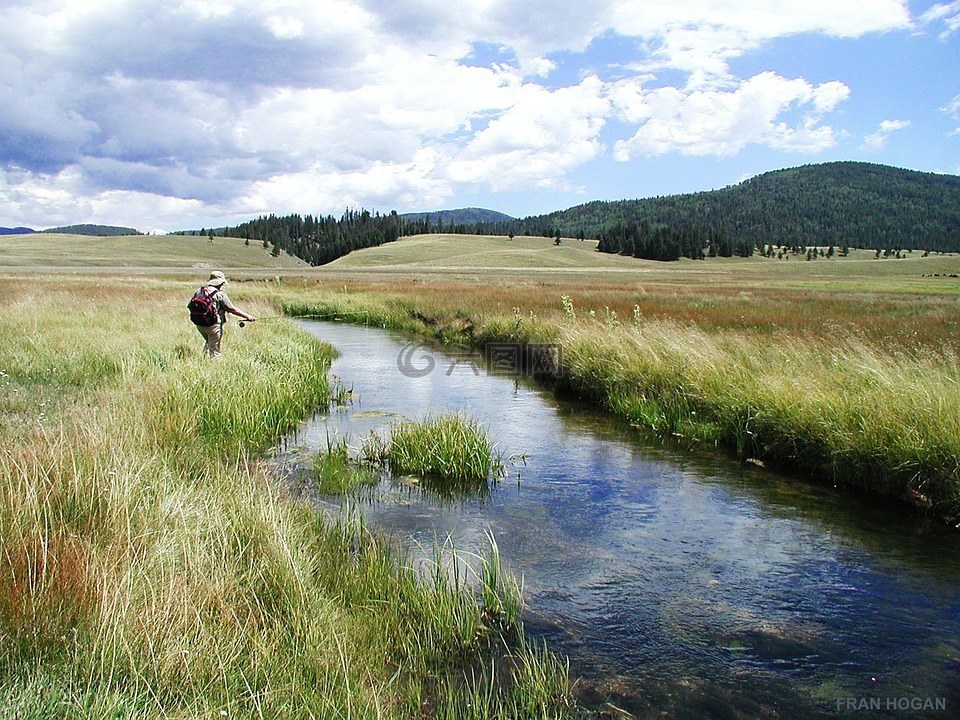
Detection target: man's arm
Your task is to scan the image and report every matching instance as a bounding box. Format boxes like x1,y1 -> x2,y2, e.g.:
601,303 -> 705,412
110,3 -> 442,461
228,307 -> 257,322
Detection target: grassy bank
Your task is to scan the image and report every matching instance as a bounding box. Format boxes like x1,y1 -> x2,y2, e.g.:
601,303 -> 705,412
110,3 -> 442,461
0,277 -> 574,718
273,281 -> 960,522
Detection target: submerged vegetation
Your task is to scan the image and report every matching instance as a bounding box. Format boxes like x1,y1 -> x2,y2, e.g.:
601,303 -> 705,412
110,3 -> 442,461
311,435 -> 380,494
0,277 -> 575,718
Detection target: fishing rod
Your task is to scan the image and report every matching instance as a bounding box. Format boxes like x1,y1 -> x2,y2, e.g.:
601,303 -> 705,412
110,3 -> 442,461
237,311 -> 373,327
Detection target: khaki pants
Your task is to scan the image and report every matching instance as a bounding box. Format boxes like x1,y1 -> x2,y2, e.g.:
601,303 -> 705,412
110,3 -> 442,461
196,322 -> 223,358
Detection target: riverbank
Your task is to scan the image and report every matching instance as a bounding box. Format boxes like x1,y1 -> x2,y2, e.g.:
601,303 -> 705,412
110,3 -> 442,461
274,281 -> 960,523
0,277 -> 574,718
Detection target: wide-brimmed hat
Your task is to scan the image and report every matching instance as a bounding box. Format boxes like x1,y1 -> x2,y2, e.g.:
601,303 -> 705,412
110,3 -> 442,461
208,271 -> 227,287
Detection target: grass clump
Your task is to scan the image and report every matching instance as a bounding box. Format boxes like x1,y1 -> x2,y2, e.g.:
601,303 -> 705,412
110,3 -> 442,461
366,414 -> 502,491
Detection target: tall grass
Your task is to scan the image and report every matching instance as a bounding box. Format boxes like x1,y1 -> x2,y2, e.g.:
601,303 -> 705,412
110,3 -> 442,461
0,278 -> 574,718
311,435 -> 380,493
555,319 -> 960,511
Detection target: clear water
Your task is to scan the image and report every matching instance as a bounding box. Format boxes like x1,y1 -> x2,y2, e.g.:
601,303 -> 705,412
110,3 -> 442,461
277,320 -> 960,719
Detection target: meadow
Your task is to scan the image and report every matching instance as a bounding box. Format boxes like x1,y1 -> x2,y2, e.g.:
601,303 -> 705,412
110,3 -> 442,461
0,232 -> 309,270
0,273 -> 573,718
3,230 -> 960,717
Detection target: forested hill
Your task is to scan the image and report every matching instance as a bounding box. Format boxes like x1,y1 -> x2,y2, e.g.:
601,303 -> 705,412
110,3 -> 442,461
400,208 -> 515,226
42,224 -> 142,236
522,162 -> 960,253
191,162 -> 960,266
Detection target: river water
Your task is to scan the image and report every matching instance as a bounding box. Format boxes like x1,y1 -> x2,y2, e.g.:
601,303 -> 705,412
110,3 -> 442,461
278,320 -> 960,719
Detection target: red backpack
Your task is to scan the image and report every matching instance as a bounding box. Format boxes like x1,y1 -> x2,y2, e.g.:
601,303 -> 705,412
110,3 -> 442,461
187,286 -> 220,326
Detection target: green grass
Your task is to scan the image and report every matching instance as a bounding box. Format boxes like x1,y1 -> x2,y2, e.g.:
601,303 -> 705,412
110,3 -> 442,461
0,277 -> 575,719
5,233 -> 960,712
364,414 -> 502,492
311,436 -> 380,493
556,318 -> 960,507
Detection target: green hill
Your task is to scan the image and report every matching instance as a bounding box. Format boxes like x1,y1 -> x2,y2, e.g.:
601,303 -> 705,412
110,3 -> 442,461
0,233 -> 310,269
521,162 -> 960,252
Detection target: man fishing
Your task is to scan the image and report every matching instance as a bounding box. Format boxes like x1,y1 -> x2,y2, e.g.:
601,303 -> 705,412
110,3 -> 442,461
189,270 -> 257,358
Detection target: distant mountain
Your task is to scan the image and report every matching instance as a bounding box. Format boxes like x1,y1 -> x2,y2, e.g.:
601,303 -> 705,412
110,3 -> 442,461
42,224 -> 141,236
400,208 -> 515,226
0,227 -> 34,235
520,162 -> 960,252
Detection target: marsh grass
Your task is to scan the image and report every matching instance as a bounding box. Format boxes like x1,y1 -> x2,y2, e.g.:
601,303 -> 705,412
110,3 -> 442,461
0,278 -> 574,718
555,320 -> 960,509
366,414 -> 503,494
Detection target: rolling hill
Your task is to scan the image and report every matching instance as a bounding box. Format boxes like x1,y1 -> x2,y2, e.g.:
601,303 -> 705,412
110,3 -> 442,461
0,232 -> 310,269
327,232 -> 617,271
204,161 -> 960,268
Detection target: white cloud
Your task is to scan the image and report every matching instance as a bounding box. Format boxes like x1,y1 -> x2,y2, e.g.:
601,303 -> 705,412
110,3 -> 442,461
449,77 -> 609,191
920,1 -> 960,39
611,0 -> 911,86
943,95 -> 960,136
863,119 -> 912,150
611,72 -> 850,158
265,15 -> 306,39
0,165 -> 205,231
0,0 -> 925,228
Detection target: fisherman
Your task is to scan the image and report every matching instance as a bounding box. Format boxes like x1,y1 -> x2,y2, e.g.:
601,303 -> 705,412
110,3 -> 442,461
191,270 -> 256,358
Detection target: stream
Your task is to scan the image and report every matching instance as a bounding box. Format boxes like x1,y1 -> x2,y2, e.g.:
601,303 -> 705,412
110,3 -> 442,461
276,320 -> 960,719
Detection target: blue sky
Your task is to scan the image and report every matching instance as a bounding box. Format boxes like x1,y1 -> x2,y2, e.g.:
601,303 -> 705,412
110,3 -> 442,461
1,0 -> 958,233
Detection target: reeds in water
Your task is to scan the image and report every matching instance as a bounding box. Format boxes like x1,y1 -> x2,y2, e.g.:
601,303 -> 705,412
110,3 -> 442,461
366,414 -> 502,489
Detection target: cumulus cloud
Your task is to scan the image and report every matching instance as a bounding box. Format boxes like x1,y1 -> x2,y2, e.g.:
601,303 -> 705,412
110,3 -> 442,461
0,0 -> 923,228
611,0 -> 910,86
611,72 -> 850,158
450,76 -> 609,189
863,119 -> 912,150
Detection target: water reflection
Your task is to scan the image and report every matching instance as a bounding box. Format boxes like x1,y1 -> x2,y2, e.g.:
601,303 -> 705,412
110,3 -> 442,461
276,320 -> 960,719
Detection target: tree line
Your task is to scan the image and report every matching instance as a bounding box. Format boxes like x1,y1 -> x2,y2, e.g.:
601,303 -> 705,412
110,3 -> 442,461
596,221 -> 755,260
177,209 -> 405,266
